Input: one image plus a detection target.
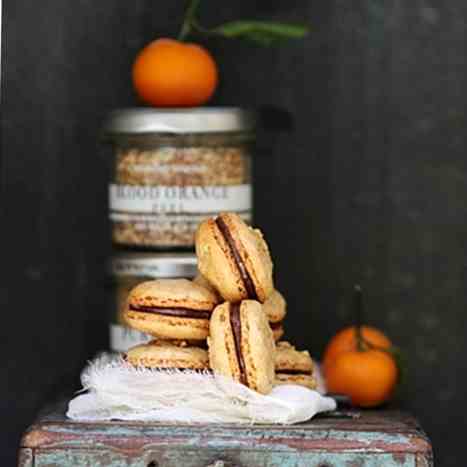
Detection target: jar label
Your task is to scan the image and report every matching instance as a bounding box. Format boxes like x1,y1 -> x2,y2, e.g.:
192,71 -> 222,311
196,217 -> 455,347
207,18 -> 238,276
110,324 -> 152,352
109,184 -> 252,214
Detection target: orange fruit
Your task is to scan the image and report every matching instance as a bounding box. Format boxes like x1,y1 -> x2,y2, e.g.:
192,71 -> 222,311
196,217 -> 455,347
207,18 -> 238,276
132,38 -> 218,107
325,348 -> 398,407
322,325 -> 392,375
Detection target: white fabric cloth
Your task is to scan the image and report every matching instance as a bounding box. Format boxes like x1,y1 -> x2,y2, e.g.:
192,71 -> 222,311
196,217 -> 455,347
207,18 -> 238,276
67,353 -> 336,424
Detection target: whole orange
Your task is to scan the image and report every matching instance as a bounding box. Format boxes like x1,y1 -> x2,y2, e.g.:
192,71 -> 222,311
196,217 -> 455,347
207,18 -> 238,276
322,325 -> 392,375
132,38 -> 218,107
325,348 -> 398,407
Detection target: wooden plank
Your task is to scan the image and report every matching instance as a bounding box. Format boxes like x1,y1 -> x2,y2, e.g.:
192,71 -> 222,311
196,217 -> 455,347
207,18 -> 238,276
34,448 -> 418,467
21,407 -> 432,460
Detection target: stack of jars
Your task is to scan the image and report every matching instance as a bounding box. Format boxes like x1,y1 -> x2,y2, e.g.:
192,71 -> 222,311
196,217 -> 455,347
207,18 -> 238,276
104,108 -> 256,352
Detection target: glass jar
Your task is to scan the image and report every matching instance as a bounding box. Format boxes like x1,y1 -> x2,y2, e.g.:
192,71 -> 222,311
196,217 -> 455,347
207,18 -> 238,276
109,252 -> 197,352
104,108 -> 255,250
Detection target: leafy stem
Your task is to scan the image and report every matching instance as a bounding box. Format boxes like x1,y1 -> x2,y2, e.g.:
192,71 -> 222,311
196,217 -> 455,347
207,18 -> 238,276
177,0 -> 309,45
178,0 -> 202,41
352,284 -> 405,388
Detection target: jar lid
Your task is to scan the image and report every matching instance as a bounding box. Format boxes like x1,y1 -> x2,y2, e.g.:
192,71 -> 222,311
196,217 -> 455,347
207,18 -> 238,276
104,107 -> 256,135
111,252 -> 198,278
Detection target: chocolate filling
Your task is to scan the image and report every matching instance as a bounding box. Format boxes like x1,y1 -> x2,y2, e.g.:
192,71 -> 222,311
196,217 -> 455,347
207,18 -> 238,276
276,369 -> 312,376
270,322 -> 283,330
129,305 -> 211,319
230,303 -> 248,386
215,217 -> 258,300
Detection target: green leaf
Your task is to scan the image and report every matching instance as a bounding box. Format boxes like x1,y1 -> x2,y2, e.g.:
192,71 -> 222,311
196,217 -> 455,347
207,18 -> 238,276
212,20 -> 310,45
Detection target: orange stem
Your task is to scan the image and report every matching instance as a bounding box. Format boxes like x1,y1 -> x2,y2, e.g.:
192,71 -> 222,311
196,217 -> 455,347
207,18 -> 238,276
354,284 -> 365,351
178,0 -> 201,41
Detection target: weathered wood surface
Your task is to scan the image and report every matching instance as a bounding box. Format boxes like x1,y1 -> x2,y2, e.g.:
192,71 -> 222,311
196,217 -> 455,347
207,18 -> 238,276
19,406 -> 433,466
30,450 -> 421,467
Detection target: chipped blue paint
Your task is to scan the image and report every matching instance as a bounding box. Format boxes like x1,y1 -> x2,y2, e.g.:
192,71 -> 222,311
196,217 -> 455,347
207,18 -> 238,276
34,448 -> 416,467
21,408 -> 432,466
327,429 -> 412,446
28,423 -> 417,452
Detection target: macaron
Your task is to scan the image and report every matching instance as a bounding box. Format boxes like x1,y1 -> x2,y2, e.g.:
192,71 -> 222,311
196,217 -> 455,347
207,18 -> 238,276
125,339 -> 209,370
263,289 -> 286,341
196,212 -> 274,303
124,279 -> 219,340
270,322 -> 285,342
274,341 -> 317,389
263,289 -> 287,323
208,300 -> 275,395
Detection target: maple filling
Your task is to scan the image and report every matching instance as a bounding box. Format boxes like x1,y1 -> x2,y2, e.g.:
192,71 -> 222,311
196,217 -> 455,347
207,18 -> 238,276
129,305 -> 211,319
276,369 -> 313,376
215,217 -> 258,300
230,303 -> 248,386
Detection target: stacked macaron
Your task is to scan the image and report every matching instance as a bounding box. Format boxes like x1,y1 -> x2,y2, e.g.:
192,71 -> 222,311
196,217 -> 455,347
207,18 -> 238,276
263,290 -> 287,342
123,279 -> 217,372
123,212 -> 316,394
275,341 -> 317,389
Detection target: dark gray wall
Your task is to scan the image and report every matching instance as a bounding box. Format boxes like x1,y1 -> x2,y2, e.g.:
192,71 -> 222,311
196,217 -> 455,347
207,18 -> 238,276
2,1 -> 465,465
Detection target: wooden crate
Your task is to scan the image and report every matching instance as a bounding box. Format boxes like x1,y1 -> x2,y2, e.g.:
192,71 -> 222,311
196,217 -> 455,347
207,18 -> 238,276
19,404 -> 433,466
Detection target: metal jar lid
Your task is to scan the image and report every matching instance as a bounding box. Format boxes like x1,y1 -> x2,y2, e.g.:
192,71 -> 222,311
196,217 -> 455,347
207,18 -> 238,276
104,107 -> 256,135
111,252 -> 198,279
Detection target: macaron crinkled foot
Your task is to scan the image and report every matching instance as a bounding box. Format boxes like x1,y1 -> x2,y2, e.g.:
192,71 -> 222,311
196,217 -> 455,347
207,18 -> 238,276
274,341 -> 317,390
208,300 -> 275,395
125,339 -> 209,370
124,279 -> 219,340
270,322 -> 285,342
195,212 -> 274,303
263,289 -> 287,323
263,289 -> 287,341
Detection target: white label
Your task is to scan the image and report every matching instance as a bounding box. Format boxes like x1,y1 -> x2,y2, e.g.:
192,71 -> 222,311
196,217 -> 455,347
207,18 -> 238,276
109,184 -> 252,215
110,324 -> 152,352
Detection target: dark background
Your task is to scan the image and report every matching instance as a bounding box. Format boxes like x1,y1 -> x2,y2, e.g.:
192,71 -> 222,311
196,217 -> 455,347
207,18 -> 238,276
2,1 -> 465,465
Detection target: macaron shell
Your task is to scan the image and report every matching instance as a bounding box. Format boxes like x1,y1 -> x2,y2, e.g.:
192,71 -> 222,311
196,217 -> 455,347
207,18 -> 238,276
196,219 -> 249,302
126,340 -> 209,369
275,341 -> 314,373
208,300 -> 275,394
275,373 -> 317,390
271,324 -> 285,342
208,302 -> 243,382
240,300 -> 275,394
193,273 -> 221,300
218,213 -> 274,302
125,309 -> 209,340
128,278 -> 218,310
263,290 -> 287,323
